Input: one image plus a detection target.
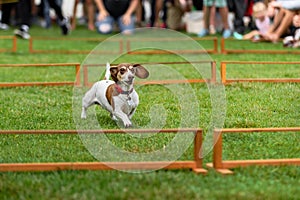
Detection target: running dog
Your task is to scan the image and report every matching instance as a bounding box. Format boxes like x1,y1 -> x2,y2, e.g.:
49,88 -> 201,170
81,63 -> 149,127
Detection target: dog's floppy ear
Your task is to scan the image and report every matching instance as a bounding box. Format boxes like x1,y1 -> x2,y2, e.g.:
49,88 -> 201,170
133,64 -> 149,79
110,66 -> 119,82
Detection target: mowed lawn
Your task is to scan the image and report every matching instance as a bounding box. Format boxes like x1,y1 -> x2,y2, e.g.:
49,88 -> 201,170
0,25 -> 299,200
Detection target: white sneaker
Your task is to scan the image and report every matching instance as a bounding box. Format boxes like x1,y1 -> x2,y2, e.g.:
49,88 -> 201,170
14,26 -> 30,40
0,23 -> 9,30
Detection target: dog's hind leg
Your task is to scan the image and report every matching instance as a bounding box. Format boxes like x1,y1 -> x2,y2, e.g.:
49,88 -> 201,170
81,85 -> 100,119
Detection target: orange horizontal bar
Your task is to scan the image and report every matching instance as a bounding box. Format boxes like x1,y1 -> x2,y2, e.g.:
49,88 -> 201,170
122,37 -> 217,42
0,63 -> 80,67
0,128 -> 201,135
84,79 -> 207,88
128,50 -> 209,55
0,35 -> 15,39
217,127 -> 300,133
31,37 -> 111,41
0,161 -> 197,172
30,49 -> 119,54
221,61 -> 300,64
0,82 -> 75,87
226,78 -> 300,83
83,61 -> 214,67
222,158 -> 300,168
137,79 -> 206,85
224,49 -> 300,55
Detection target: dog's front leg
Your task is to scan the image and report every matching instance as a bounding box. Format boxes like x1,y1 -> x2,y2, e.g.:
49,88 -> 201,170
128,107 -> 137,120
113,108 -> 132,128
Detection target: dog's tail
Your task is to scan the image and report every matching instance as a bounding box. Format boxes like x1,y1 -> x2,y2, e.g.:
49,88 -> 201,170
104,62 -> 110,80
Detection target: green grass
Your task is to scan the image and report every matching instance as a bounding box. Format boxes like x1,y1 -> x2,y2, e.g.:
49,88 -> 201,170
0,25 -> 299,199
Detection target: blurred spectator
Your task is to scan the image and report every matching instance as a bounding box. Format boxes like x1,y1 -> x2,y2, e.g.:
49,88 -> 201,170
263,0 -> 300,42
149,0 -> 166,27
94,0 -> 138,34
208,5 -> 216,34
165,0 -> 192,30
198,0 -> 231,38
0,1 -> 16,30
135,0 -> 145,27
14,0 -> 32,39
192,0 -> 203,10
72,0 -> 95,31
40,0 -> 70,35
227,0 -> 249,34
233,2 -> 271,41
283,13 -> 300,47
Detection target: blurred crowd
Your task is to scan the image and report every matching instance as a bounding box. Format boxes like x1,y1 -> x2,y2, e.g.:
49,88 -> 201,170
0,0 -> 299,47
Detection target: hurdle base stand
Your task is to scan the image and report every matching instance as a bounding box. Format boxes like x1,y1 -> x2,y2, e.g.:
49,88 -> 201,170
206,163 -> 234,175
0,161 -> 207,174
192,168 -> 208,174
206,158 -> 300,175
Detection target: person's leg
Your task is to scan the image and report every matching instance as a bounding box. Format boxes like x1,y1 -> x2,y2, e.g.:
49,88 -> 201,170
85,0 -> 95,30
14,0 -> 31,39
198,4 -> 210,37
0,3 -> 15,30
48,0 -> 64,21
118,15 -> 135,34
41,0 -> 51,28
270,9 -> 295,42
216,0 -> 231,38
48,0 -> 70,35
218,7 -> 229,30
232,0 -> 247,34
266,8 -> 285,35
71,0 -> 79,30
243,30 -> 259,39
209,5 -> 216,34
95,15 -> 114,34
264,8 -> 295,42
154,0 -> 163,27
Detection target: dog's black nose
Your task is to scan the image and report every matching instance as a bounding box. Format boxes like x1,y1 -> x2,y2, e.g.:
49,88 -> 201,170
128,76 -> 134,81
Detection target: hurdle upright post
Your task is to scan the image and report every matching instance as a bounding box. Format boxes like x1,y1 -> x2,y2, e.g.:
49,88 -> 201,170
193,129 -> 207,174
212,129 -> 233,174
213,130 -> 222,169
75,63 -> 81,86
213,37 -> 218,54
12,36 -> 17,52
221,38 -> 227,54
83,65 -> 89,87
29,37 -> 33,53
220,62 -> 227,84
210,61 -> 216,84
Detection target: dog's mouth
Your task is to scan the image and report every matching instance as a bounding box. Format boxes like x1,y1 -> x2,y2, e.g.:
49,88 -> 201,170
125,77 -> 134,85
125,80 -> 133,85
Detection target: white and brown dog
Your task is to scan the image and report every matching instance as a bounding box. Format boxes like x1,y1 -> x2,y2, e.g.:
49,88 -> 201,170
81,63 -> 149,127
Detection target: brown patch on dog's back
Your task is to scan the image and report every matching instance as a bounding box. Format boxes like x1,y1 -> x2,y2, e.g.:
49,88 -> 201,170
106,84 -> 120,109
106,84 -> 114,108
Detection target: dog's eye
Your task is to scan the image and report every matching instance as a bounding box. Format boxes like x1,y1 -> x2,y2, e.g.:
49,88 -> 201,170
130,68 -> 135,73
120,68 -> 126,74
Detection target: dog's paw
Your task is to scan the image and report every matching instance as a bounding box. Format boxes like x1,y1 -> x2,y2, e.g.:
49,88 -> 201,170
123,120 -> 133,128
124,123 -> 133,128
111,114 -> 118,121
81,113 -> 87,119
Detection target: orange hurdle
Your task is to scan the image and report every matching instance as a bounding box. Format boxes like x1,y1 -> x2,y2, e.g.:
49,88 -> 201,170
29,37 -> 123,54
0,36 -> 17,53
0,128 -> 207,174
221,38 -> 300,54
220,61 -> 300,84
126,37 -> 218,54
207,127 -> 300,174
0,63 -> 81,87
28,36 -> 217,55
82,61 -> 217,87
